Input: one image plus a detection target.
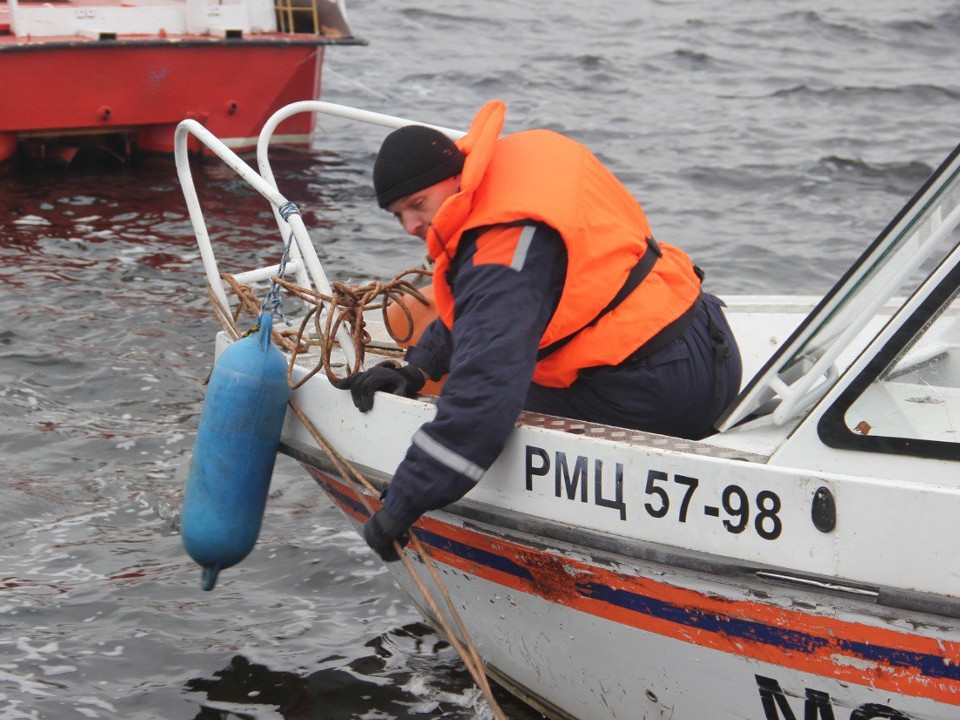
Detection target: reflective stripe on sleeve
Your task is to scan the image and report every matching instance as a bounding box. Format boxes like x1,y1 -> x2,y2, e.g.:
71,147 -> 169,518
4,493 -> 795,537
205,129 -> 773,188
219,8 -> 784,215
411,428 -> 486,482
509,224 -> 536,271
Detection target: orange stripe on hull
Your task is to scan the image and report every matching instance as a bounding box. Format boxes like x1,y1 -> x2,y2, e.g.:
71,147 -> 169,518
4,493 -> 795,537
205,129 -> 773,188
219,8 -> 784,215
309,466 -> 960,706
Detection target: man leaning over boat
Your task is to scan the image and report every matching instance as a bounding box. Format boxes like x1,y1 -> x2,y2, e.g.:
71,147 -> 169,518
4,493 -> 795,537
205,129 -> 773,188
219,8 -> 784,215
338,99 -> 742,561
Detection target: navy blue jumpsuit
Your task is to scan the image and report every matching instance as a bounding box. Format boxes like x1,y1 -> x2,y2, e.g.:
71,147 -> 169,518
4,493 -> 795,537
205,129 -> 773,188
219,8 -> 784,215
380,222 -> 742,529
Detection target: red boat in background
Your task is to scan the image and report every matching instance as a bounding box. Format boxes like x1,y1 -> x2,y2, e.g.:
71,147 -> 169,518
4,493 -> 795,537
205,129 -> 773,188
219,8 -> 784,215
0,0 -> 362,164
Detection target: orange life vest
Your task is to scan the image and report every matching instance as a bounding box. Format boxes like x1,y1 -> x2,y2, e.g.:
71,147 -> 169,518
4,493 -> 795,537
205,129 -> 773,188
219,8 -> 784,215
426,100 -> 702,388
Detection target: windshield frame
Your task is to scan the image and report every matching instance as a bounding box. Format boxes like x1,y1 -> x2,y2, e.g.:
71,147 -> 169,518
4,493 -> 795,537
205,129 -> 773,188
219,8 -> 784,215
717,140 -> 960,432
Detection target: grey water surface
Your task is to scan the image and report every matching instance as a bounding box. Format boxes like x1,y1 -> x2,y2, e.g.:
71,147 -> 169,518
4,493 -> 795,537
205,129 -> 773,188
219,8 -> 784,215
1,0 -> 958,717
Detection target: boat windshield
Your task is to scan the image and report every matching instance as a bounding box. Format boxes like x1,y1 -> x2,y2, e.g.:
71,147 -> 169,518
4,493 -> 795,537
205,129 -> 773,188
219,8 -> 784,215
718,142 -> 960,431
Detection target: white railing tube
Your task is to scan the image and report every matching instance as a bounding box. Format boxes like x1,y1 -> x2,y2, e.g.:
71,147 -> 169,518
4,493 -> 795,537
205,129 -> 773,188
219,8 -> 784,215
257,100 -> 465,187
174,118 -> 358,370
233,259 -> 303,286
771,198 -> 960,424
255,101 -> 465,253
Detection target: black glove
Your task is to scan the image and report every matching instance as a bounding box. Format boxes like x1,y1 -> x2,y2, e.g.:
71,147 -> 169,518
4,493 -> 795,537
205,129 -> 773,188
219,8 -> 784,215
362,507 -> 411,562
338,361 -> 426,412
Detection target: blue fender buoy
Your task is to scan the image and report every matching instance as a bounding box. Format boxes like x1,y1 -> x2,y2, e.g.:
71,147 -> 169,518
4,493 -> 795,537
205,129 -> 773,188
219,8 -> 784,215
181,312 -> 290,591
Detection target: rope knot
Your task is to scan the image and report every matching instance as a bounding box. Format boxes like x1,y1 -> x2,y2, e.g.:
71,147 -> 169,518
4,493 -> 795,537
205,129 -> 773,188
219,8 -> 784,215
278,201 -> 301,221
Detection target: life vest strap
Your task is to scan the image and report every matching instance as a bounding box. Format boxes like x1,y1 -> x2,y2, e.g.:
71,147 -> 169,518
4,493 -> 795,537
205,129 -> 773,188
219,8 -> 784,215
621,295 -> 730,400
621,295 -> 702,366
537,236 -> 663,361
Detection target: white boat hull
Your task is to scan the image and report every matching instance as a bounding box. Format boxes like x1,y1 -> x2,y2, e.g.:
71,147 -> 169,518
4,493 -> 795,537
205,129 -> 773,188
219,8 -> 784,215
272,340 -> 960,720
289,453 -> 960,720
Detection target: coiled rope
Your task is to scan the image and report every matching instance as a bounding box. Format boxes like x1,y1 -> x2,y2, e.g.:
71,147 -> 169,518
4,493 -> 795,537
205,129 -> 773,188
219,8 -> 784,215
207,266 -> 507,720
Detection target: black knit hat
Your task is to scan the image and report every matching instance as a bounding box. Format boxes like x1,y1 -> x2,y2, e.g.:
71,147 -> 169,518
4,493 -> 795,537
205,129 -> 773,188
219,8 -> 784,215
373,125 -> 465,209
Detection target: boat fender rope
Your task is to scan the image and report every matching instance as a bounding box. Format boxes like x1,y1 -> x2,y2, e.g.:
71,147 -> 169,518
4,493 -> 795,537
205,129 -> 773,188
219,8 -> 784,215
259,201 -> 301,326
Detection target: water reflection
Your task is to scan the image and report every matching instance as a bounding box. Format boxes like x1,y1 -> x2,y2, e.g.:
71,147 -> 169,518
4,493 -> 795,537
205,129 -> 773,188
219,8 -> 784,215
186,623 -> 539,719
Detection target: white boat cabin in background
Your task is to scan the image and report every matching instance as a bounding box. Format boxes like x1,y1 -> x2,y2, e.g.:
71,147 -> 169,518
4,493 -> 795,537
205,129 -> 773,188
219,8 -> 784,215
177,103 -> 960,720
